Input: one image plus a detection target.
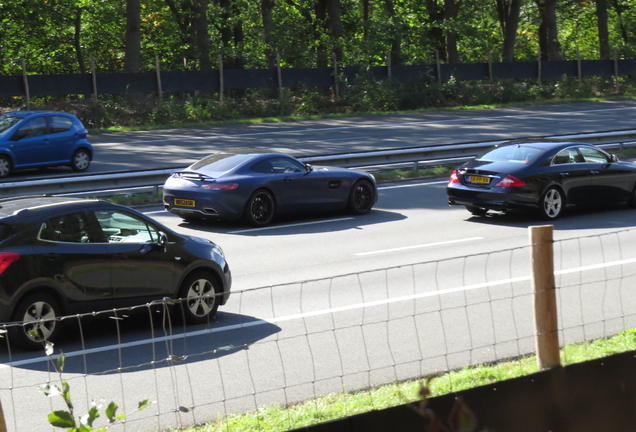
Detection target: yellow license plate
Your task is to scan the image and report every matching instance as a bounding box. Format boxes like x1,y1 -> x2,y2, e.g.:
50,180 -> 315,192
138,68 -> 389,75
174,198 -> 196,207
468,176 -> 490,184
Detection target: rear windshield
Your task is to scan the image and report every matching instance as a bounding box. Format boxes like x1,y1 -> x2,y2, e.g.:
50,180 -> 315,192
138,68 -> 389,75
0,115 -> 22,134
476,145 -> 542,164
189,153 -> 253,174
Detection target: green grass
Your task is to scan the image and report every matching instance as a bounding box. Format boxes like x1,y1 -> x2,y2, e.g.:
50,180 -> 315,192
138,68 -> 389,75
170,329 -> 636,432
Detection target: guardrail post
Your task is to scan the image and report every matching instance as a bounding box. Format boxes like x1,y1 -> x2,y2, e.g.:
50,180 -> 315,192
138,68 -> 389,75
91,58 -> 98,100
155,55 -> 163,104
530,225 -> 560,370
218,54 -> 224,102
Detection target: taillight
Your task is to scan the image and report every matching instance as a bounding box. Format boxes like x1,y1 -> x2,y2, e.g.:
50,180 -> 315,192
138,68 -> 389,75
495,175 -> 526,187
449,170 -> 460,183
0,252 -> 20,274
201,183 -> 238,190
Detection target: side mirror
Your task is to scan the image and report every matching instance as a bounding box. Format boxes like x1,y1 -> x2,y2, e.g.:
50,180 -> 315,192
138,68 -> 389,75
611,154 -> 619,162
157,231 -> 168,251
305,164 -> 313,173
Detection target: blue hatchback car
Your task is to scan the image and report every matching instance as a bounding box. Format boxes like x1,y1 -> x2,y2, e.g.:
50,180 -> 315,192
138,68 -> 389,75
0,111 -> 93,178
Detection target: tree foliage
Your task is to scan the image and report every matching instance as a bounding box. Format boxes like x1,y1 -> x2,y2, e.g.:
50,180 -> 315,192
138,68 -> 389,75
2,0 -> 636,75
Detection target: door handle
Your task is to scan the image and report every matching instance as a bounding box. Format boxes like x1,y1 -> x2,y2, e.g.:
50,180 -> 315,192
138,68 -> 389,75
46,253 -> 60,261
590,170 -> 600,175
559,173 -> 569,177
112,254 -> 128,260
283,177 -> 294,181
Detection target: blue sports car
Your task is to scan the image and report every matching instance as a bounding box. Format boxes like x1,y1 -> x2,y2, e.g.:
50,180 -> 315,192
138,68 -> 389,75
163,152 -> 378,226
0,111 -> 93,177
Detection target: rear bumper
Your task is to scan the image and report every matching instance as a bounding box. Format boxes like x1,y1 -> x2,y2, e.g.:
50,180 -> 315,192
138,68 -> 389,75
446,184 -> 538,212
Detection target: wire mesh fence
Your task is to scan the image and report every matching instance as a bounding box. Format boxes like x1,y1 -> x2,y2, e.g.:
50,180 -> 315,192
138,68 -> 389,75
1,226 -> 636,431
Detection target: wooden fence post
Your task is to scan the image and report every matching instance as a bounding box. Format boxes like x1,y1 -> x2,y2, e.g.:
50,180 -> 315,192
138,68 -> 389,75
218,54 -> 224,102
435,50 -> 441,83
155,55 -> 163,104
537,49 -> 542,85
91,58 -> 98,100
332,52 -> 339,99
21,58 -> 30,110
0,399 -> 7,432
276,52 -> 283,101
530,225 -> 561,370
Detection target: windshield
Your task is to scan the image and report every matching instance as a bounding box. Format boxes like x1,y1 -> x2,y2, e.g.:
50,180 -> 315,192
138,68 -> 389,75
0,115 -> 22,134
189,153 -> 254,175
475,145 -> 542,164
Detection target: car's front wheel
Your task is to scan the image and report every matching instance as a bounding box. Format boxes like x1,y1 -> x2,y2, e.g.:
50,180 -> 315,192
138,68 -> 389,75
538,187 -> 564,220
244,189 -> 276,226
177,271 -> 221,324
0,155 -> 12,178
348,179 -> 375,215
9,293 -> 62,350
71,149 -> 91,172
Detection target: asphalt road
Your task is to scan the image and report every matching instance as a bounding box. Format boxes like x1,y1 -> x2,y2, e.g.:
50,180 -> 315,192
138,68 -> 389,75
10,99 -> 636,180
2,101 -> 636,431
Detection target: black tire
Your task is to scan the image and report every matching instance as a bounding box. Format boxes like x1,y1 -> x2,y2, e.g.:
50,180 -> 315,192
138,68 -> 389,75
177,271 -> 221,325
466,205 -> 488,216
9,293 -> 62,350
538,187 -> 564,220
0,155 -> 12,178
244,189 -> 276,226
348,179 -> 375,215
629,183 -> 636,208
71,148 -> 91,172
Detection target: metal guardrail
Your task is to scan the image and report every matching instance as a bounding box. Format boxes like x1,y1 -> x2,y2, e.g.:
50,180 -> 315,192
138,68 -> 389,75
2,130 -> 636,197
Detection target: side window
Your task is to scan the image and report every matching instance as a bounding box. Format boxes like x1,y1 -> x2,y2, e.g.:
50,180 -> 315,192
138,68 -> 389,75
12,117 -> 47,140
39,212 -> 91,243
551,148 -> 583,165
49,116 -> 73,134
250,159 -> 274,174
94,210 -> 159,243
579,146 -> 610,163
270,157 -> 305,173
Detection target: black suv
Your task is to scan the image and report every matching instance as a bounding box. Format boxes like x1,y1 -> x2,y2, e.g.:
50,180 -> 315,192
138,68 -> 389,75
0,196 -> 231,349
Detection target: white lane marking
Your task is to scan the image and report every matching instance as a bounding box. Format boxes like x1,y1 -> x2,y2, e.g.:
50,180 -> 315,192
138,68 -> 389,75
355,237 -> 483,256
378,180 -> 448,189
5,255 -> 636,369
94,106 -> 636,145
228,217 -> 354,234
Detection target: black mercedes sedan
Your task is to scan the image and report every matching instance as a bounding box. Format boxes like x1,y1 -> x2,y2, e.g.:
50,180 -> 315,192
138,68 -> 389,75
0,197 -> 231,349
447,139 -> 636,219
163,152 -> 378,226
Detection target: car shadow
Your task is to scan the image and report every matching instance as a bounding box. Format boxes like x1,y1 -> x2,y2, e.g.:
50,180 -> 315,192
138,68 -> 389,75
178,208 -> 407,236
460,202 -> 636,230
0,310 -> 281,374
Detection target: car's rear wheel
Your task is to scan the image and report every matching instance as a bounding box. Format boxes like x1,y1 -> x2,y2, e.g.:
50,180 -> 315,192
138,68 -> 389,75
244,189 -> 276,226
466,205 -> 488,216
629,183 -> 636,208
538,187 -> 564,220
9,293 -> 62,350
0,155 -> 12,178
71,149 -> 91,172
177,271 -> 221,324
348,179 -> 375,215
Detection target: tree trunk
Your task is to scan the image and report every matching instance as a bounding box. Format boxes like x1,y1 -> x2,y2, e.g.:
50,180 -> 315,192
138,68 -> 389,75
195,0 -> 211,70
536,0 -> 563,61
384,0 -> 403,65
73,7 -> 86,73
314,0 -> 329,67
124,0 -> 141,72
444,0 -> 460,64
496,0 -> 522,62
262,0 -> 276,68
596,0 -> 610,59
327,0 -> 344,63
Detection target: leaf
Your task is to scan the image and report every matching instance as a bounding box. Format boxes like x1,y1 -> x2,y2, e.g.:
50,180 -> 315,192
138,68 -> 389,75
48,410 -> 75,428
448,397 -> 480,432
105,401 -> 119,422
138,399 -> 151,410
83,405 -> 100,427
57,350 -> 66,373
61,381 -> 74,410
